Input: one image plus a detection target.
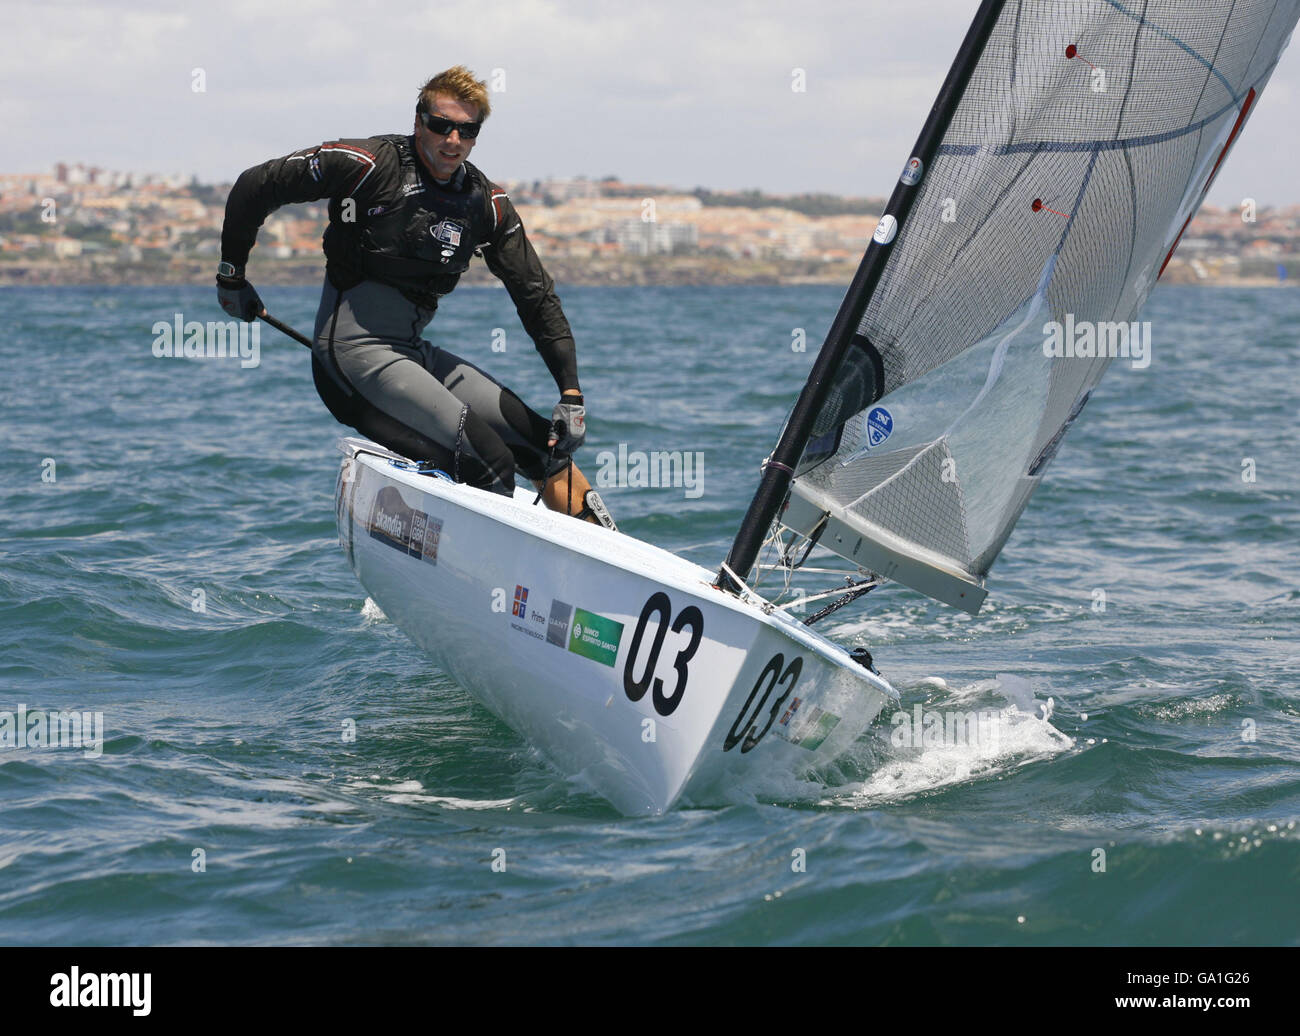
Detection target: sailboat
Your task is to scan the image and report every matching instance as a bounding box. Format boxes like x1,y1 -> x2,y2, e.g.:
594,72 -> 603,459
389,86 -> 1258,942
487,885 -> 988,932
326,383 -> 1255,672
334,0 -> 1300,815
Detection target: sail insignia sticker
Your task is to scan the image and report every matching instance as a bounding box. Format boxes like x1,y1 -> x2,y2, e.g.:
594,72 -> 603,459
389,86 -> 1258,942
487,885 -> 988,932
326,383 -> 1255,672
865,406 -> 893,448
872,215 -> 898,245
900,157 -> 924,186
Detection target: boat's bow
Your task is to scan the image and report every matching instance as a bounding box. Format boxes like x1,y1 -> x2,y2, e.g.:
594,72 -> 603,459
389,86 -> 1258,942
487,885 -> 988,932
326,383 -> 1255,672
335,437 -> 896,814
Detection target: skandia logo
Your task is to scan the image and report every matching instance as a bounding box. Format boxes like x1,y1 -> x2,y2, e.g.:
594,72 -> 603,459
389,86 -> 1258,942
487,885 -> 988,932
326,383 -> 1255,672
50,967 -> 151,1016
365,487 -> 441,565
1043,315 -> 1151,369
371,507 -> 404,540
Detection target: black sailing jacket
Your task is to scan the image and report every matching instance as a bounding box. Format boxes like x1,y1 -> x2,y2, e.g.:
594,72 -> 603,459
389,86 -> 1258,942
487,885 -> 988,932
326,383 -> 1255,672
220,134 -> 578,391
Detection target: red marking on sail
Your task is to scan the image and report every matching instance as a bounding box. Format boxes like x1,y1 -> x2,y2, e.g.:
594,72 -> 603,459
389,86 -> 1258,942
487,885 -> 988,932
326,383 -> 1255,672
1065,43 -> 1097,69
1032,197 -> 1070,218
1159,87 -> 1257,278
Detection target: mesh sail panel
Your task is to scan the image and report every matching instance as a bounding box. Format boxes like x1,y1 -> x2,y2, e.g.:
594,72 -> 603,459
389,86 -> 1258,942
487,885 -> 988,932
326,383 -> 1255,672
790,0 -> 1298,611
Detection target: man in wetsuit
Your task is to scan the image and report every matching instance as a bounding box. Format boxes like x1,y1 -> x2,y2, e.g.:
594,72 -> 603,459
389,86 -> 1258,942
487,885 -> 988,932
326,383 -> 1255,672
215,65 -> 615,528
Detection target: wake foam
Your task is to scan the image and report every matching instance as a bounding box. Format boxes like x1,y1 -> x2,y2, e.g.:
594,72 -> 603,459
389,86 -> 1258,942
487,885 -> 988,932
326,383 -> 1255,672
825,673 -> 1074,806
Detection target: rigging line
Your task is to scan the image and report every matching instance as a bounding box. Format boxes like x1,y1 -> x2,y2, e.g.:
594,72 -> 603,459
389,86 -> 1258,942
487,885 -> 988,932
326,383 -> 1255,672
716,560 -> 762,603
775,579 -> 879,613
755,565 -> 874,576
749,522 -> 790,593
774,523 -> 798,597
802,581 -> 880,626
793,514 -> 830,569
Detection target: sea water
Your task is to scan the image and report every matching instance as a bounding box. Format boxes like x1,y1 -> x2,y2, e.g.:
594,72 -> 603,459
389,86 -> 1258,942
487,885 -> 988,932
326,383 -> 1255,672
1,282 -> 1297,944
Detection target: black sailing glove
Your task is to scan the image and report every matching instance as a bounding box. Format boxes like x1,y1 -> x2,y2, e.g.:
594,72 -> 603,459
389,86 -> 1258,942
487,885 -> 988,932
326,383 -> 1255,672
548,395 -> 586,455
216,269 -> 264,322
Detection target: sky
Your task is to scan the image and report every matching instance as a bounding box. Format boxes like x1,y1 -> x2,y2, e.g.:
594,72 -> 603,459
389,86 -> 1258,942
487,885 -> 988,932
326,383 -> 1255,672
6,0 -> 1298,206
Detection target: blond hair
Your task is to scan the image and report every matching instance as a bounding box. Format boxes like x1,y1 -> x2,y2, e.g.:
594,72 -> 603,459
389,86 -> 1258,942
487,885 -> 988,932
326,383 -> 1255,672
416,66 -> 491,122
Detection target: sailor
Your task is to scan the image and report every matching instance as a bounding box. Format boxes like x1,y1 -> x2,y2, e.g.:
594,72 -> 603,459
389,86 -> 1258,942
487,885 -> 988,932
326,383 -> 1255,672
215,65 -> 615,528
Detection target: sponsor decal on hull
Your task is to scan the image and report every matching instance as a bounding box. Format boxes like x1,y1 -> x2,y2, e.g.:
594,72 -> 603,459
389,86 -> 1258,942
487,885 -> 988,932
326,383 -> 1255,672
546,599 -> 573,647
509,584 -> 548,640
568,608 -> 624,668
506,589 -> 624,667
773,697 -> 841,751
366,486 -> 442,565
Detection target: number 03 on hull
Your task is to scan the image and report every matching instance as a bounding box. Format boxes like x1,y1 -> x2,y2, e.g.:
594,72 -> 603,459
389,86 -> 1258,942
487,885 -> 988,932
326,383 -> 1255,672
336,438 -> 898,815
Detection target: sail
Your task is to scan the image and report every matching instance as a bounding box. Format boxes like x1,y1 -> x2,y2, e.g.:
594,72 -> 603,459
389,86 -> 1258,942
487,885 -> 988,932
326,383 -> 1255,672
784,0 -> 1299,613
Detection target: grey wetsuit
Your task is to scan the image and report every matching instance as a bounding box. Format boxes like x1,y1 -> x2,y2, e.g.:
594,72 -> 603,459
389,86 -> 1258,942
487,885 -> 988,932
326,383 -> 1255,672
311,277 -> 564,494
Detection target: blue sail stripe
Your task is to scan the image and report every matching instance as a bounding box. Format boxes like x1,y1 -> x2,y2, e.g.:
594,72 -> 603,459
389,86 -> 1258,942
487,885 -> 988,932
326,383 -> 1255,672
1099,0 -> 1239,99
936,56 -> 1279,157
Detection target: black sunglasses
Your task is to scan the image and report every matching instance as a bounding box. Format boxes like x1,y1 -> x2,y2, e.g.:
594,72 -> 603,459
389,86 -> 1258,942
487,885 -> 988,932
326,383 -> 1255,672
419,110 -> 482,139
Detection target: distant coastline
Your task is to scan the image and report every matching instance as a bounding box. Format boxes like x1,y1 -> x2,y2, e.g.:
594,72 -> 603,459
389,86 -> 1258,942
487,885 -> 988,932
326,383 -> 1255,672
0,253 -> 1293,289
0,254 -> 859,288
2,165 -> 1295,288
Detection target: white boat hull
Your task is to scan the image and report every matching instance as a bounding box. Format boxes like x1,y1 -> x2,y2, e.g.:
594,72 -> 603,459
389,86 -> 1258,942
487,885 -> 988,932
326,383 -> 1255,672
334,437 -> 898,815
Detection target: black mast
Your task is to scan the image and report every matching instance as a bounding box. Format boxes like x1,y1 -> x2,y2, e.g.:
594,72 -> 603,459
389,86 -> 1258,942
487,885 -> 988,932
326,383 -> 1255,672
716,0 -> 1008,595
